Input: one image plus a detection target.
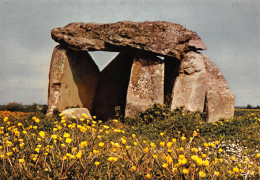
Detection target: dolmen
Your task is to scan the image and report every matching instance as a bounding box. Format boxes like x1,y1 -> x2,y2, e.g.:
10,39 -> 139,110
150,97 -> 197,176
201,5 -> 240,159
47,21 -> 235,122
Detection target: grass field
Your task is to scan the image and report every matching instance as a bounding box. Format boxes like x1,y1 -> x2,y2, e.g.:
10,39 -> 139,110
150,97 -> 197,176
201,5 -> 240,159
0,105 -> 259,179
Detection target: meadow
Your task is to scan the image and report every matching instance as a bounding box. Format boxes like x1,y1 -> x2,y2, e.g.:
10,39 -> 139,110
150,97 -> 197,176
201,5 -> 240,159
0,104 -> 259,179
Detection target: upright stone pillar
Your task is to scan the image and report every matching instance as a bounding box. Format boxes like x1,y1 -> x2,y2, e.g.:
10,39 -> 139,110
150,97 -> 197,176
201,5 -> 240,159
47,45 -> 99,116
125,53 -> 164,118
203,57 -> 235,122
170,51 -> 207,112
92,52 -> 134,120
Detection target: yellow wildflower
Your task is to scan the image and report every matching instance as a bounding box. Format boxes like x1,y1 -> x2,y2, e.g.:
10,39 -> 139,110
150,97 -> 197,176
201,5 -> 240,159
4,117 -> 8,122
131,166 -> 137,171
144,147 -> 149,153
167,142 -> 172,148
162,163 -> 168,168
95,161 -> 100,166
34,118 -> 40,123
39,131 -> 45,138
63,132 -> 70,138
199,171 -> 206,177
150,142 -> 156,148
233,167 -> 239,173
80,141 -> 88,148
98,142 -> 104,147
145,173 -> 151,178
203,160 -> 209,166
19,143 -> 25,148
172,168 -> 177,173
121,138 -> 127,144
153,154 -> 158,159
214,171 -> 220,176
19,159 -> 25,163
182,168 -> 189,174
191,148 -> 199,153
108,157 -> 114,162
160,142 -> 165,147
65,138 -> 72,144
76,152 -> 82,159
6,152 -> 13,156
51,135 -> 58,139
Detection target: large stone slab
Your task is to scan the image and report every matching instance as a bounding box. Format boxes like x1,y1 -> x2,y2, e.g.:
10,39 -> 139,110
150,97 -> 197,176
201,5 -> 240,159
51,21 -> 206,58
169,51 -> 235,122
170,51 -> 207,112
125,54 -> 164,118
91,52 -> 134,120
204,57 -> 235,122
47,45 -> 99,116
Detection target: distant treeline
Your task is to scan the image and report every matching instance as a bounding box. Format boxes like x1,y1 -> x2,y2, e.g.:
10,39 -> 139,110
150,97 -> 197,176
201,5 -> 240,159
235,105 -> 260,109
0,102 -> 259,114
0,102 -> 47,114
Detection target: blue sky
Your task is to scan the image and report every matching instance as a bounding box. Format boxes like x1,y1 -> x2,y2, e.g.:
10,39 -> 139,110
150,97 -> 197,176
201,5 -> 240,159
0,0 -> 259,106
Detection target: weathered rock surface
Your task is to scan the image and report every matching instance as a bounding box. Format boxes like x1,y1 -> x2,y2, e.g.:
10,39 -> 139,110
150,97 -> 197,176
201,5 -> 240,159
125,53 -> 164,118
204,57 -> 235,122
92,52 -> 134,119
170,51 -> 207,112
169,51 -> 235,122
61,108 -> 92,120
51,21 -> 206,58
47,45 -> 99,116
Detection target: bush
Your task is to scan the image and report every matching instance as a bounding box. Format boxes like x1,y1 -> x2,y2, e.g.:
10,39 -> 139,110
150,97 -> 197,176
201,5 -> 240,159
0,102 -> 47,114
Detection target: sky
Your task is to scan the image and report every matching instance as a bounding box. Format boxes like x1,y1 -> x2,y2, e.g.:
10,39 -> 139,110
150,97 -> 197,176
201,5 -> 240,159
0,0 -> 259,106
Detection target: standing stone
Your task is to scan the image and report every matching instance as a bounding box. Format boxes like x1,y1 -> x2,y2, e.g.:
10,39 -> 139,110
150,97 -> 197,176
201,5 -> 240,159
92,52 -> 134,120
47,45 -> 99,116
204,57 -> 235,122
170,51 -> 207,112
125,53 -> 164,118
